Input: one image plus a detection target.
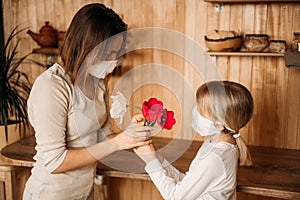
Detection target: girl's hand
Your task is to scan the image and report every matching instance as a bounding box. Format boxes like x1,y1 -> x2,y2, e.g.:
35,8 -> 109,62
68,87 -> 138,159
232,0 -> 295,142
134,143 -> 157,164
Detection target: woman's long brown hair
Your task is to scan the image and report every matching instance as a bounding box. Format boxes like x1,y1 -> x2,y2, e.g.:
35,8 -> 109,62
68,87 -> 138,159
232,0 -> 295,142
60,3 -> 127,83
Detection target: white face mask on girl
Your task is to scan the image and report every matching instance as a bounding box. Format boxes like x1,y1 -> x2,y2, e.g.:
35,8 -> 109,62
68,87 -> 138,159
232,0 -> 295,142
88,60 -> 117,79
192,106 -> 222,136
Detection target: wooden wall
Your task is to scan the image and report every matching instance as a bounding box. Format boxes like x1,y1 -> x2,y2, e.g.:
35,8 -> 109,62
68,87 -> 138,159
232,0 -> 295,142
2,0 -> 300,199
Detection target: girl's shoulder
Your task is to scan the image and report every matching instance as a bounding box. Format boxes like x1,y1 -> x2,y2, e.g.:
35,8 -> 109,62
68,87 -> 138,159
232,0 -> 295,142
210,142 -> 238,160
196,142 -> 238,166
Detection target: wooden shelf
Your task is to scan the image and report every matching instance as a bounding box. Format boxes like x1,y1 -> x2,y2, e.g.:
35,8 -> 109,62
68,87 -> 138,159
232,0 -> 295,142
32,48 -> 59,55
207,51 -> 285,57
205,0 -> 300,3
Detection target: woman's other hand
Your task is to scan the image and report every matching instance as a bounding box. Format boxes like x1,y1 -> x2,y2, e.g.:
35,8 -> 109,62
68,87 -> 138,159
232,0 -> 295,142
131,114 -> 144,123
110,115 -> 153,150
133,143 -> 157,164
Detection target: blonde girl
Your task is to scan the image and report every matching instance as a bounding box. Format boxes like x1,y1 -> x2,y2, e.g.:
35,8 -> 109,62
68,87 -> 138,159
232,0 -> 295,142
134,81 -> 254,200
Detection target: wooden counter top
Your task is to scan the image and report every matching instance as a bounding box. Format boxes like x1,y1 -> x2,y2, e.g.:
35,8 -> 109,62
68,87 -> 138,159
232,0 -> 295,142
1,135 -> 300,199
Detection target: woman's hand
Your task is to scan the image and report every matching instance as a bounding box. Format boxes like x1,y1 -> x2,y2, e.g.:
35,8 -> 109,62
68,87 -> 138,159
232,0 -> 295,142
131,114 -> 144,123
110,114 -> 153,150
134,143 -> 157,164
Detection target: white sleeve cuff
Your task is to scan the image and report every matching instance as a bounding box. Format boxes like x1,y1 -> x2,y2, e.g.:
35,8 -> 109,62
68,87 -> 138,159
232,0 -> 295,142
145,158 -> 163,173
161,159 -> 171,168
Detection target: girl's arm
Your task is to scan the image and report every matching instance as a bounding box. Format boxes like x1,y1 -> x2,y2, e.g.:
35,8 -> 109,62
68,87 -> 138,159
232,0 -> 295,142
134,145 -> 185,182
160,159 -> 185,182
135,146 -> 224,199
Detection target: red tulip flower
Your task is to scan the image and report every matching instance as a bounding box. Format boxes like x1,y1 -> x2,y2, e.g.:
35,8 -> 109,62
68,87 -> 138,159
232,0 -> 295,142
142,98 -> 176,130
157,109 -> 176,130
110,93 -> 176,130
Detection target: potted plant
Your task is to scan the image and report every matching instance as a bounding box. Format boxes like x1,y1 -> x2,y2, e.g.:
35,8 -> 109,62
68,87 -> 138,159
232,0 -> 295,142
0,26 -> 32,144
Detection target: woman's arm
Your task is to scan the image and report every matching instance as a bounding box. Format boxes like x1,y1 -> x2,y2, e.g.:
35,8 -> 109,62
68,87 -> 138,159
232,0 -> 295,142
52,128 -> 152,173
30,74 -> 152,174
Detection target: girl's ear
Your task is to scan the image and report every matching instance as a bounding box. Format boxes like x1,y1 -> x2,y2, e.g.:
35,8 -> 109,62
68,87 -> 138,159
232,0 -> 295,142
214,123 -> 225,131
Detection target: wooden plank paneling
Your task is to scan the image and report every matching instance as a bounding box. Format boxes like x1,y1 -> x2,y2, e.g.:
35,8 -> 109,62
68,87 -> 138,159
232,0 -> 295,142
250,57 -> 264,146
275,59 -> 288,148
261,57 -> 277,147
286,69 -> 300,149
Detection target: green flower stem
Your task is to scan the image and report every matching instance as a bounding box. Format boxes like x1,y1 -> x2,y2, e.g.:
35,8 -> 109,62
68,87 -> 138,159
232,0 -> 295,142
126,105 -> 156,127
126,105 -> 142,111
148,121 -> 156,127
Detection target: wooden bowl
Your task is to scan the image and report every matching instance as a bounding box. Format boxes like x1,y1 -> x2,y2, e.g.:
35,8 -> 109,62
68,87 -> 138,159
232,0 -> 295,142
204,35 -> 243,52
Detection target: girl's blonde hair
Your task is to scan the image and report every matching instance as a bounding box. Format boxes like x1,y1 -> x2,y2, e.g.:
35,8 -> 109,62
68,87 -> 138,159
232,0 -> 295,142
196,81 -> 254,166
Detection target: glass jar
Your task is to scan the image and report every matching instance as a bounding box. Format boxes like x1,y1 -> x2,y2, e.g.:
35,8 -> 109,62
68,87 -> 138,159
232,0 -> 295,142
291,32 -> 300,51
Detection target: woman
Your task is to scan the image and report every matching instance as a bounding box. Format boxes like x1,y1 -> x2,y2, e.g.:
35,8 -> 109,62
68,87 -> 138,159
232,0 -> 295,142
134,81 -> 253,200
23,3 -> 151,200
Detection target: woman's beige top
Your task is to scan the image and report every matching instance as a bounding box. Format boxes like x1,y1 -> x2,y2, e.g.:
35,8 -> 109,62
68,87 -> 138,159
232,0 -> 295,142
25,63 -> 112,200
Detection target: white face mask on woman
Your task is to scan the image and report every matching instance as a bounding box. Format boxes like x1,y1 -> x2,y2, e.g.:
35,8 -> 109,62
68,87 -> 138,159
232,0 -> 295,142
192,106 -> 222,136
88,60 -> 117,79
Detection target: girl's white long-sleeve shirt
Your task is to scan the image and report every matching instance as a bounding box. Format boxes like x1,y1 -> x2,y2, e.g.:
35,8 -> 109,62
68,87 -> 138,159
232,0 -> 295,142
145,140 -> 239,200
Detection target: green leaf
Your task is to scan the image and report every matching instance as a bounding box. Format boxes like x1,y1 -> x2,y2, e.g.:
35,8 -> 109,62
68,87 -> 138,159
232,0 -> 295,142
0,26 -> 34,143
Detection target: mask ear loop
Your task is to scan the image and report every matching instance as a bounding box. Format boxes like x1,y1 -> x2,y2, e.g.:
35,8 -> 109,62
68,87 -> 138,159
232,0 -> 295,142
224,126 -> 241,139
232,132 -> 241,139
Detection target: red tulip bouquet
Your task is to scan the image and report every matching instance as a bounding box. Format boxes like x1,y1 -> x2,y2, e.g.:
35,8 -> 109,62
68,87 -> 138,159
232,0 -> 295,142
110,92 -> 176,130
141,98 -> 176,130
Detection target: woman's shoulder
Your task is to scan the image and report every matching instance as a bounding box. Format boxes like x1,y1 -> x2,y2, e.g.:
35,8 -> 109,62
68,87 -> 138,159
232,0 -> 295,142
29,63 -> 73,105
33,63 -> 73,92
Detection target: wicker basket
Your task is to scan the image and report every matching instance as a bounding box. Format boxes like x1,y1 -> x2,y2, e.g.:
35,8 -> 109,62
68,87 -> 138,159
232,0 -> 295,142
204,35 -> 243,52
